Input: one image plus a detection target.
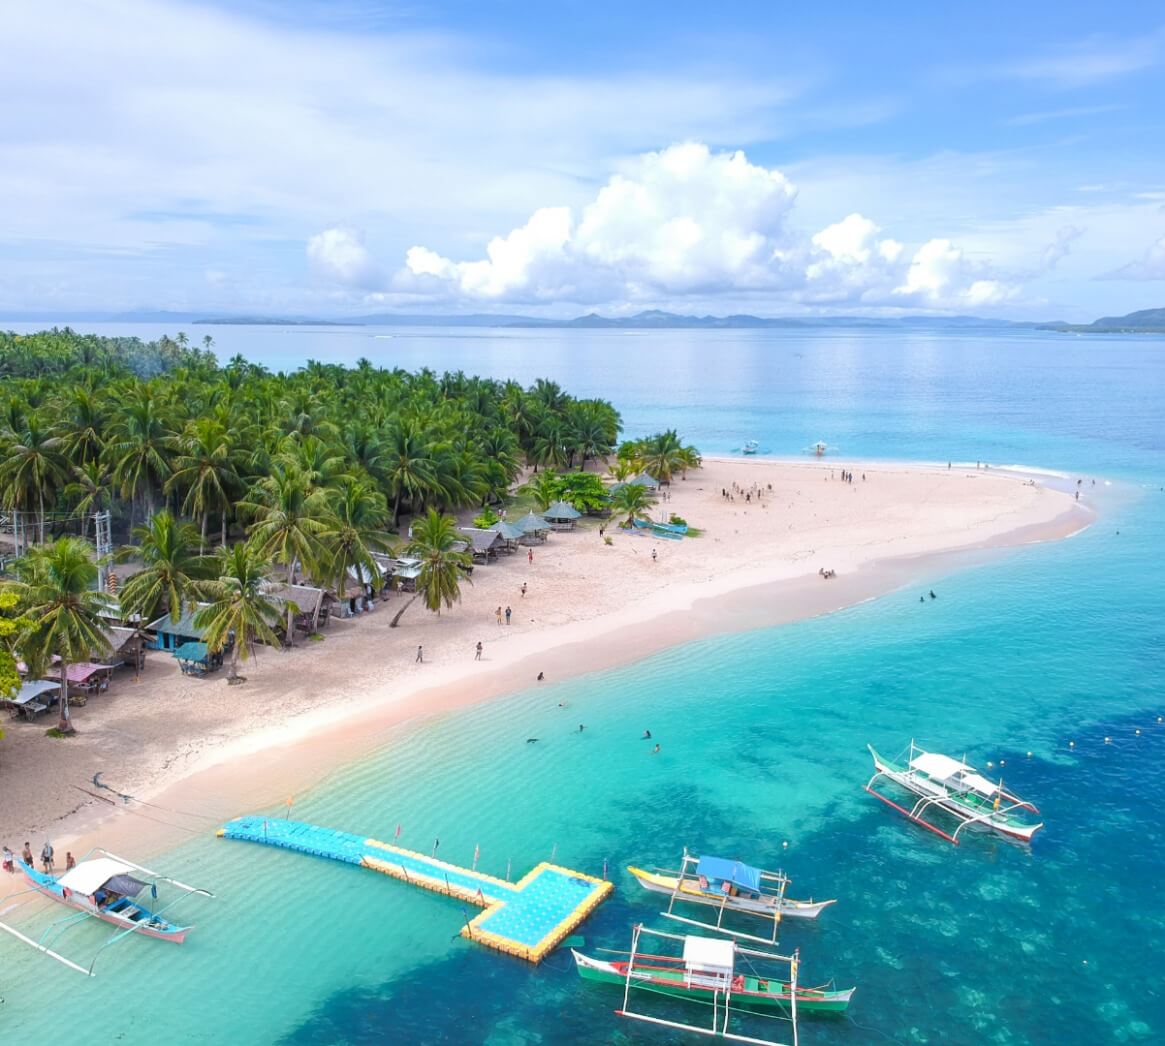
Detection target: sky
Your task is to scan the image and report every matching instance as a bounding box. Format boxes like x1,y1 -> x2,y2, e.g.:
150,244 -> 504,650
2,1 -> 1164,321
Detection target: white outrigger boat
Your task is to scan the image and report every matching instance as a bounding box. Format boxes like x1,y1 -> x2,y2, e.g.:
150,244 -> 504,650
865,741 -> 1044,844
0,849 -> 213,975
628,850 -> 836,944
574,924 -> 832,1044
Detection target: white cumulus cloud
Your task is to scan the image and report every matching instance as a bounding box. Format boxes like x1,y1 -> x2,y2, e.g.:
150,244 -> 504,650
307,227 -> 382,289
401,143 -> 1016,310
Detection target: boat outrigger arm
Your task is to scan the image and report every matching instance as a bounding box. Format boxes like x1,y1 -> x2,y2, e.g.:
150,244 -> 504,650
616,924 -> 800,1046
663,850 -> 786,944
0,848 -> 213,976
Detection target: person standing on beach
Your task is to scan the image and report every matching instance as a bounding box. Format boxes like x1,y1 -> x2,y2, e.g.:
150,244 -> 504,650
475,641 -> 483,661
65,852 -> 76,871
521,582 -> 527,597
528,548 -> 534,564
651,548 -> 657,562
2,845 -> 13,873
415,645 -> 423,663
22,842 -> 33,868
505,606 -> 512,624
41,841 -> 54,873
495,606 -> 502,626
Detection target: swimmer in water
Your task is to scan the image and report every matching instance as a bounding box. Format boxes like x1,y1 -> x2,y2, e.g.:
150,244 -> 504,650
652,744 -> 661,754
643,729 -> 652,739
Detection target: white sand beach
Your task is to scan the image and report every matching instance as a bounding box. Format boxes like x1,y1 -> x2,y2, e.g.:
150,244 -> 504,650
0,458 -> 1091,869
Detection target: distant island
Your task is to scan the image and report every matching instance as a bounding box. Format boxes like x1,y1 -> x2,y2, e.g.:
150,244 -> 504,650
2,305 -> 1163,332
1037,307 -> 1165,335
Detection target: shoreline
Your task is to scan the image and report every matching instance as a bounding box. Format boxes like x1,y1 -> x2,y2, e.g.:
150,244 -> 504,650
0,458 -> 1096,873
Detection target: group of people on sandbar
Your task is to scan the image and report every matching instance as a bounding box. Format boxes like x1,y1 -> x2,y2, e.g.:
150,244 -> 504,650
722,481 -> 770,504
818,567 -> 837,580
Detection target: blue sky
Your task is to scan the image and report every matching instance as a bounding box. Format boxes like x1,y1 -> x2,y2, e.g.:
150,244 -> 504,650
2,1 -> 1163,319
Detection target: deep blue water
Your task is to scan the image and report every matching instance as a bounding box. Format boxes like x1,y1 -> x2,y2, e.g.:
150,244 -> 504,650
2,324 -> 1163,1045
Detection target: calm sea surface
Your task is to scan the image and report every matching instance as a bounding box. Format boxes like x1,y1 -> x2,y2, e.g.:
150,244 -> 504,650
3,324 -> 1164,1045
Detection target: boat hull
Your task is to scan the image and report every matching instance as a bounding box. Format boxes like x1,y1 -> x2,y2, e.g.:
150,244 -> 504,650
627,866 -> 836,919
868,747 -> 1043,843
18,863 -> 190,943
573,951 -> 853,1014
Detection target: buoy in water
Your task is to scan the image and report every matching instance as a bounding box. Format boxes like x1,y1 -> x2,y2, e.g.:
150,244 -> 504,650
782,841 -> 789,849
1069,741 -> 1075,748
1027,751 -> 1033,758
1104,736 -> 1112,744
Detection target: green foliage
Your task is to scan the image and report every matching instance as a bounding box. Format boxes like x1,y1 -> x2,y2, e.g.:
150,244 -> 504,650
0,590 -> 27,701
194,543 -> 283,680
617,429 -> 701,483
390,509 -> 474,627
473,507 -> 501,529
609,482 -> 656,524
668,514 -> 687,526
519,469 -> 609,513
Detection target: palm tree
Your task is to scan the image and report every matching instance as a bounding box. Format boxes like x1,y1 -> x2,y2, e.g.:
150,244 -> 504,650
193,544 -> 281,684
383,420 -> 438,526
389,509 -> 473,628
240,464 -> 329,644
167,417 -> 243,550
639,429 -> 687,484
10,537 -> 115,732
520,469 -> 561,511
64,460 -> 114,539
319,480 -> 395,602
116,510 -> 212,625
106,385 -> 176,528
0,418 -> 69,547
610,482 -> 656,525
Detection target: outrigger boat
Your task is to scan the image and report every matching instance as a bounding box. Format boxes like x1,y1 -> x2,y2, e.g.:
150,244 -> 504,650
865,741 -> 1044,844
573,924 -> 854,1043
628,851 -> 836,943
743,440 -> 760,455
0,849 -> 212,975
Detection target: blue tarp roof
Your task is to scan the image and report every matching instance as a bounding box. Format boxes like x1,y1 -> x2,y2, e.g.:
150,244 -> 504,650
172,641 -> 210,663
696,856 -> 761,893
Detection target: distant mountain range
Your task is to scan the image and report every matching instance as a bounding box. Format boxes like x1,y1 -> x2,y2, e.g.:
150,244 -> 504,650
1,306 -> 1162,332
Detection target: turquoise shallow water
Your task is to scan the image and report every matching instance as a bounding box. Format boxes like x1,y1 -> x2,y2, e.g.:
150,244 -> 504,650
2,326 -> 1164,1044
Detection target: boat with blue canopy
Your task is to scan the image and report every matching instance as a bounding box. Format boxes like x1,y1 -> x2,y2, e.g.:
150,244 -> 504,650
627,848 -> 836,944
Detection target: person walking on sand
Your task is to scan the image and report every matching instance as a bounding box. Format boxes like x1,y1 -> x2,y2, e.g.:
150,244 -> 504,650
651,548 -> 657,562
528,548 -> 534,564
505,606 -> 512,624
521,582 -> 527,597
415,645 -> 423,663
495,606 -> 502,626
2,845 -> 13,873
475,641 -> 483,661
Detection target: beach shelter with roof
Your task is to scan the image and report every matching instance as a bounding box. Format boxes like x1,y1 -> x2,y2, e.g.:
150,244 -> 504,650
514,511 -> 551,544
487,520 -> 524,551
267,582 -> 335,633
1,679 -> 60,720
543,500 -> 582,531
459,528 -> 506,564
144,605 -> 210,652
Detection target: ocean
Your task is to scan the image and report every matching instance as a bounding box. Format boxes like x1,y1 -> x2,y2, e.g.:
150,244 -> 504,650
2,324 -> 1163,1045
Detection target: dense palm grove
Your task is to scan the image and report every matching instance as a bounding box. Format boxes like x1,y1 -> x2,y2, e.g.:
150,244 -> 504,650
0,329 -> 699,727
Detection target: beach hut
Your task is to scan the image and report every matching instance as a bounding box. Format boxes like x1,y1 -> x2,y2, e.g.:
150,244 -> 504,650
2,679 -> 60,721
487,520 -> 525,552
99,624 -> 147,673
144,604 -> 210,651
267,582 -> 335,633
514,511 -> 551,544
460,528 -> 506,564
390,556 -> 424,593
61,663 -> 115,704
543,500 -> 582,531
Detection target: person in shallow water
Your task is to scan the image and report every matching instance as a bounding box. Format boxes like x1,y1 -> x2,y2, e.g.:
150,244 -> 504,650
643,730 -> 652,739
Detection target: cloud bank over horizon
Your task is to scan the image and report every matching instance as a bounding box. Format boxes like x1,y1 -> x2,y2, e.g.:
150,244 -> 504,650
312,144 -> 1017,312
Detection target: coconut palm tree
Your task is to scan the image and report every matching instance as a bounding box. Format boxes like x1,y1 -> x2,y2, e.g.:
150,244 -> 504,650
167,417 -> 243,550
64,460 -> 114,539
106,385 -> 177,528
116,510 -> 213,624
610,482 -> 656,525
240,463 -> 329,644
520,469 -> 561,511
10,537 -> 115,732
318,479 -> 395,602
194,543 -> 281,683
0,418 -> 69,547
639,429 -> 687,484
383,419 -> 438,527
389,509 -> 473,628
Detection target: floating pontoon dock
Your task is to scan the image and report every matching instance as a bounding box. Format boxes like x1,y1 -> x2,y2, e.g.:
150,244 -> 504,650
218,817 -> 612,963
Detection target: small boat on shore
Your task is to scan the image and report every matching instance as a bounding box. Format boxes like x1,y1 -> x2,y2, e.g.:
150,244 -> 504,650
0,850 -> 213,974
573,923 -> 854,1042
629,850 -> 835,943
865,741 -> 1044,844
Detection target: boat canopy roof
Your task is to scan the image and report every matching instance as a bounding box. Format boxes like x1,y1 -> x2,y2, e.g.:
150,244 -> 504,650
696,856 -> 761,893
57,858 -> 147,897
910,752 -> 998,796
682,935 -> 734,975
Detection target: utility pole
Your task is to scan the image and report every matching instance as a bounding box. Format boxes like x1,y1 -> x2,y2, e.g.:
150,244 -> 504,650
94,510 -> 112,591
